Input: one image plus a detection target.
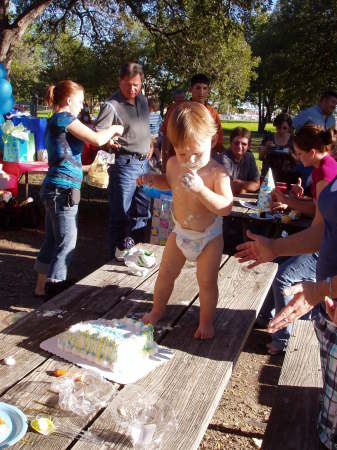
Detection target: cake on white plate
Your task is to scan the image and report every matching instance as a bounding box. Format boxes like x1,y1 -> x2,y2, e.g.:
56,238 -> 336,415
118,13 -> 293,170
57,318 -> 157,371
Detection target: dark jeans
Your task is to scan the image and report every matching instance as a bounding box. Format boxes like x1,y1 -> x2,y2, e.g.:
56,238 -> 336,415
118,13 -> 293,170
108,154 -> 150,258
34,185 -> 78,281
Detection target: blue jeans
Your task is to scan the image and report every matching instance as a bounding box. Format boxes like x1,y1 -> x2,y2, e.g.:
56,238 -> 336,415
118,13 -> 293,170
108,154 -> 150,258
259,253 -> 319,350
34,185 -> 78,281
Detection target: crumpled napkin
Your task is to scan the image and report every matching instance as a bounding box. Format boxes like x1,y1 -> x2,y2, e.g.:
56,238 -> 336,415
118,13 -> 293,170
124,248 -> 156,276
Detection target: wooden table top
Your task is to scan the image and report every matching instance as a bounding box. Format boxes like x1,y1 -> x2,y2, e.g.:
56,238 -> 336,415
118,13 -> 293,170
0,244 -> 277,449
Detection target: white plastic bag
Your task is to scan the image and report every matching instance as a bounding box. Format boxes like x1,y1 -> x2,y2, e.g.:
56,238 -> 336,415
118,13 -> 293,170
111,385 -> 177,449
50,369 -> 113,416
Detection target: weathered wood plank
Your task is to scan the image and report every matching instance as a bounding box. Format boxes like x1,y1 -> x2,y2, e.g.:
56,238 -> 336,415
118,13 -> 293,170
0,245 -> 163,395
72,258 -> 277,450
36,243 -> 165,315
103,255 -> 229,339
0,249 -> 228,448
0,310 -> 101,396
262,320 -> 322,450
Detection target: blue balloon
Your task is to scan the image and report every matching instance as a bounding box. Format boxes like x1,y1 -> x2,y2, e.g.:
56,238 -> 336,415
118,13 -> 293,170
0,78 -> 12,101
0,64 -> 6,79
0,95 -> 14,114
0,114 -> 4,125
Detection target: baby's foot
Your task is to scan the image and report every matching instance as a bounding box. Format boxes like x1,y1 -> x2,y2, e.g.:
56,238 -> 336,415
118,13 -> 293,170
142,310 -> 164,326
194,322 -> 215,340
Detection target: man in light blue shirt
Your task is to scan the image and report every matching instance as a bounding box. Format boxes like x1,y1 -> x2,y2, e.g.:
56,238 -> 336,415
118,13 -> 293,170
293,90 -> 337,131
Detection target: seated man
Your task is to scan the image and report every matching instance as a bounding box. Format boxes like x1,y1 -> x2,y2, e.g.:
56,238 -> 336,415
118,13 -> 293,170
215,127 -> 260,194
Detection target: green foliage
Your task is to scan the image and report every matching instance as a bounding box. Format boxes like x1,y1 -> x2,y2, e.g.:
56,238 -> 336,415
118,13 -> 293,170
3,0 -> 271,106
10,29 -> 45,100
248,0 -> 337,130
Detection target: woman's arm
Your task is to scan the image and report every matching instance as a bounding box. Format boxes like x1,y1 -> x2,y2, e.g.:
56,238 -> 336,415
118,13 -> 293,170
271,189 -> 315,217
235,221 -> 325,268
311,179 -> 330,225
67,120 -> 124,147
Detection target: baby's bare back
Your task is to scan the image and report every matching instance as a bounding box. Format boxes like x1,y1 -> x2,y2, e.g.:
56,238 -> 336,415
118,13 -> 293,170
169,159 -> 219,231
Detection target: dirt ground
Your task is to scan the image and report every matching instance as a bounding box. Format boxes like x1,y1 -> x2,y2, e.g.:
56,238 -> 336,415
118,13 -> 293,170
0,183 -> 284,449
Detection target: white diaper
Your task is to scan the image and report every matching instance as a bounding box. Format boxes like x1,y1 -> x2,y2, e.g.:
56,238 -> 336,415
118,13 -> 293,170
173,216 -> 223,261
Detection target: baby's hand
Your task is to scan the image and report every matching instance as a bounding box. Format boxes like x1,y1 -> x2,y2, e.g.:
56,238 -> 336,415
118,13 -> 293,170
136,174 -> 153,187
180,170 -> 204,193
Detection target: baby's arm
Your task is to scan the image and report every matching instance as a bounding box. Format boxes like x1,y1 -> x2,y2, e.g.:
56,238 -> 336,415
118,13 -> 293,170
136,173 -> 170,190
182,166 -> 233,216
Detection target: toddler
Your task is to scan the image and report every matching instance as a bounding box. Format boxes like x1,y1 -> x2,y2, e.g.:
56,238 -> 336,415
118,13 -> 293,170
137,102 -> 233,339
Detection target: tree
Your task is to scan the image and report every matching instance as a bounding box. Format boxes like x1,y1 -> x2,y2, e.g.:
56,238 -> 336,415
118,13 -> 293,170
0,0 -> 271,77
248,0 -> 337,132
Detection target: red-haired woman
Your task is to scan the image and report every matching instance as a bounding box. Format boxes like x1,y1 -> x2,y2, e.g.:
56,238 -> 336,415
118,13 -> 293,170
34,80 -> 123,298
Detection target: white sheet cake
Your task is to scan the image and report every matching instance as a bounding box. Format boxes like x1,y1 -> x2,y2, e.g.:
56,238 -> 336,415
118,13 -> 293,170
57,318 -> 156,371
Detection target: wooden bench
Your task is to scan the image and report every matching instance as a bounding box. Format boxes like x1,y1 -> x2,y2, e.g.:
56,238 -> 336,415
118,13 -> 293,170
262,320 -> 323,450
0,244 -> 277,449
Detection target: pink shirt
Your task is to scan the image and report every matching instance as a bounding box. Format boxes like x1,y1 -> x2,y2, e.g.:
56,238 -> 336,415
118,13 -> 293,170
312,155 -> 337,200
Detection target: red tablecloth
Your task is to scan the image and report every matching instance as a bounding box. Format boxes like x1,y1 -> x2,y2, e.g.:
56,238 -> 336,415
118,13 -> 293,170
2,161 -> 49,179
1,161 -> 49,197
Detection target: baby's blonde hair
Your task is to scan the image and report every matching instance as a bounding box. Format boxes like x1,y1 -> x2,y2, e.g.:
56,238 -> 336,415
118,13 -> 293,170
167,101 -> 217,148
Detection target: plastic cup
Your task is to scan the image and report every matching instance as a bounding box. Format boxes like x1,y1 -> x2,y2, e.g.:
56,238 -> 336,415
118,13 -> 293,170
275,182 -> 287,193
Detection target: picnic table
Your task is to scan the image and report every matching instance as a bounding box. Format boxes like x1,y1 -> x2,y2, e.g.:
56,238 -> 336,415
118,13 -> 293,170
231,193 -> 312,239
0,244 -> 277,449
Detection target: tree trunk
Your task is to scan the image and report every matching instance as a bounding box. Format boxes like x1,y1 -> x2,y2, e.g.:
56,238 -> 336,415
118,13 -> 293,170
0,1 -> 53,77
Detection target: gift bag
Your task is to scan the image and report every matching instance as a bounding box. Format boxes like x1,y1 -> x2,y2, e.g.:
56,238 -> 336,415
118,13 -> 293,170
150,197 -> 174,245
2,120 -> 34,162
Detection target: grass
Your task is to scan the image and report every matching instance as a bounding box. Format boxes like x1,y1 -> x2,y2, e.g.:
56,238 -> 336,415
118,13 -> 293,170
221,120 -> 274,171
221,120 -> 275,134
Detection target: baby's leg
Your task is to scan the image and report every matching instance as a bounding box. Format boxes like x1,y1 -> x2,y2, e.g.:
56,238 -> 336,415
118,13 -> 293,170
194,234 -> 223,339
143,232 -> 186,325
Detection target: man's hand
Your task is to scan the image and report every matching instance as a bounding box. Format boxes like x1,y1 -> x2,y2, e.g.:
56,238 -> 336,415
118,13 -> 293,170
235,230 -> 276,268
268,281 -> 319,333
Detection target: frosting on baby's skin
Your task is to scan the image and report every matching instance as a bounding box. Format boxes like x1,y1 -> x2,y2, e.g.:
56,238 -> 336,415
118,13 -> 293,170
183,214 -> 195,226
